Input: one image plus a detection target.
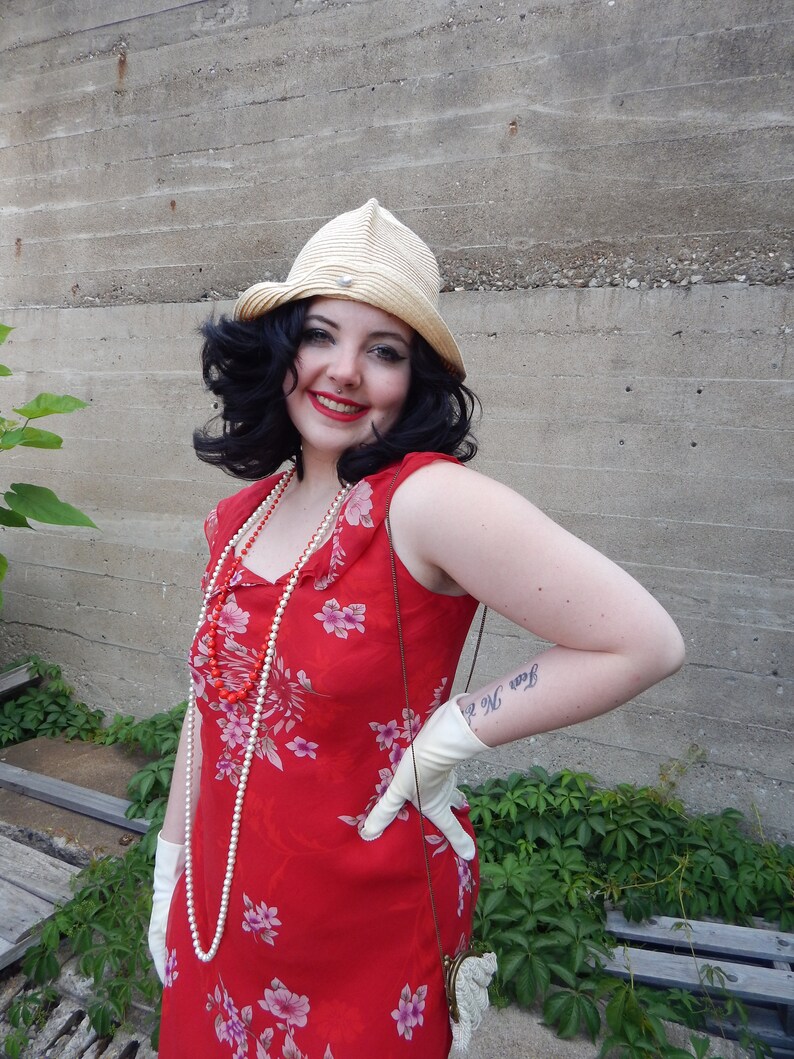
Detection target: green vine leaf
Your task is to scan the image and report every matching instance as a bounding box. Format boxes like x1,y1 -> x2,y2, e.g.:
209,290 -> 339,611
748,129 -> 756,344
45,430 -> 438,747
12,392 -> 88,420
0,324 -> 13,346
4,483 -> 97,528
0,426 -> 64,450
0,505 -> 30,527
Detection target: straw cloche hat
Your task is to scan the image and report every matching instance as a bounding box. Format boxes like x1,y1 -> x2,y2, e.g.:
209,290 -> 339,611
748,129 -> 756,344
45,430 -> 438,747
234,199 -> 466,379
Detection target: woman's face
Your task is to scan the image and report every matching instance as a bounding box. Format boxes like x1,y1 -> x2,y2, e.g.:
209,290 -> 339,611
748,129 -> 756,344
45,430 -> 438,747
285,297 -> 413,462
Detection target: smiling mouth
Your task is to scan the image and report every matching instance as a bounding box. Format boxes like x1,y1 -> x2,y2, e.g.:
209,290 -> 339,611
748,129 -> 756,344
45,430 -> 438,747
312,393 -> 369,415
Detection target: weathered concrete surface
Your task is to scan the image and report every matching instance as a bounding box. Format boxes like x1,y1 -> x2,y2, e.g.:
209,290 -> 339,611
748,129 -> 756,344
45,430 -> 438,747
0,284 -> 790,841
0,0 -> 792,308
469,1005 -> 751,1059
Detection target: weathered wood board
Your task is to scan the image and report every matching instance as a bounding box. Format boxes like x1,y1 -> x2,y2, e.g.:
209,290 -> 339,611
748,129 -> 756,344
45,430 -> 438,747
0,663 -> 37,701
0,834 -> 80,971
0,762 -> 148,834
604,910 -> 794,1054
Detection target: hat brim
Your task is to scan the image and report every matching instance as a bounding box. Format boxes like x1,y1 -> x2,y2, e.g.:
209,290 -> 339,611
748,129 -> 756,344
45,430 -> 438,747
234,269 -> 466,380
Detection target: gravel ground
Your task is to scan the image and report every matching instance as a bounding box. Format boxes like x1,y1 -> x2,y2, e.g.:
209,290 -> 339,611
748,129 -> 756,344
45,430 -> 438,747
438,232 -> 793,292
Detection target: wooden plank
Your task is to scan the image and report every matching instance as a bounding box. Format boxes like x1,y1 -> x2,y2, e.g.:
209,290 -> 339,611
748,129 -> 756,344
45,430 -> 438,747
0,836 -> 82,972
603,945 -> 794,1005
705,1005 -> 794,1054
0,834 -> 80,905
0,875 -> 54,945
606,910 -> 794,965
0,762 -> 149,833
0,662 -> 38,700
0,931 -> 51,971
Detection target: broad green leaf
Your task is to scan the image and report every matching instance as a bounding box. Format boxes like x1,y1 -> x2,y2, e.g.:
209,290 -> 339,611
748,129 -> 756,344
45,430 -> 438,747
5,483 -> 97,528
0,505 -> 30,528
0,426 -> 63,450
0,324 -> 13,346
543,989 -> 574,1027
18,427 -> 64,449
12,392 -> 88,420
0,427 -> 24,449
0,552 -> 7,582
0,363 -> 12,376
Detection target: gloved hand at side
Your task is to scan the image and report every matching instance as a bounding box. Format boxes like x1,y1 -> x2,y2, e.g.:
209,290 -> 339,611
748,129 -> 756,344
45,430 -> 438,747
148,832 -> 185,983
360,696 -> 487,860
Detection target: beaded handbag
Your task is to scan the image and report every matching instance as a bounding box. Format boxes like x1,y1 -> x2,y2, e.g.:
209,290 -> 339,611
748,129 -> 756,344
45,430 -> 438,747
385,472 -> 497,1055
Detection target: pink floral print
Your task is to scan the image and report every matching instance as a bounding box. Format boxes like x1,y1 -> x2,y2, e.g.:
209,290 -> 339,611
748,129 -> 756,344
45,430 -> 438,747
207,980 -> 251,1057
286,736 -> 318,759
392,983 -> 427,1040
242,894 -> 281,945
206,977 -> 333,1059
219,709 -> 253,751
313,481 -> 373,590
218,598 -> 250,635
370,718 -> 399,750
344,481 -> 374,527
195,621 -> 319,783
314,599 -> 366,638
163,947 -> 178,988
456,853 -> 474,916
260,979 -> 310,1030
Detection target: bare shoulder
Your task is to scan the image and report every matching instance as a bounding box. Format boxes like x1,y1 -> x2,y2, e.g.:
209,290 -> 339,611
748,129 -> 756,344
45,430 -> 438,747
390,459 -> 546,541
390,459 -> 522,516
387,460 -> 548,595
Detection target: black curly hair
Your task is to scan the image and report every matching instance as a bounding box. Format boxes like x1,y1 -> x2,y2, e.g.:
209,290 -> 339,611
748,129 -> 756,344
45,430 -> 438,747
193,299 -> 479,483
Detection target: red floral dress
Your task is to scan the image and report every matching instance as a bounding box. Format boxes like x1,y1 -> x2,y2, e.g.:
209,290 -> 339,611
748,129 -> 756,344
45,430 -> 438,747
159,453 -> 480,1059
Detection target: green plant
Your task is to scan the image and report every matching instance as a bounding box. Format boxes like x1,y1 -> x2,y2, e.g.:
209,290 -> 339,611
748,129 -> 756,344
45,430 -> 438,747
0,657 -> 104,748
3,986 -> 59,1059
1,699 -> 185,1055
0,324 -> 96,609
101,704 -> 186,845
4,696 -> 792,1059
466,768 -> 792,1058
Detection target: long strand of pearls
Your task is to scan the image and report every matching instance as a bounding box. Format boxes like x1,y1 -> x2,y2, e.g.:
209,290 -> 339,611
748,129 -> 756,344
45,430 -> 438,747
183,470 -> 353,962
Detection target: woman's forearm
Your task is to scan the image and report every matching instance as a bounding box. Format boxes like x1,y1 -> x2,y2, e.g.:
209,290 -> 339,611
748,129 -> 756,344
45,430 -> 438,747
457,635 -> 684,748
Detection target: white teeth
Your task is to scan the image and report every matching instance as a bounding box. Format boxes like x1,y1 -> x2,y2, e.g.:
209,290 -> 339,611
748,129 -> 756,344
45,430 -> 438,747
315,394 -> 364,414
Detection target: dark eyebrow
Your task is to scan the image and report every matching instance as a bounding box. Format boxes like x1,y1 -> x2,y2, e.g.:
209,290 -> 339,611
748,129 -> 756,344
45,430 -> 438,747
304,314 -> 412,348
368,329 -> 412,348
304,313 -> 339,329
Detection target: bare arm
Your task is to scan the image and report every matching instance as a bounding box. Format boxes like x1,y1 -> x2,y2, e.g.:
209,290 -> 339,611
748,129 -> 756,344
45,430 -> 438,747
388,462 -> 685,747
161,706 -> 202,843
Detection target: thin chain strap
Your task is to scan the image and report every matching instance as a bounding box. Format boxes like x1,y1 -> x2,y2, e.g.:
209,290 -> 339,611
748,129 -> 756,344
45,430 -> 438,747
384,468 -> 488,976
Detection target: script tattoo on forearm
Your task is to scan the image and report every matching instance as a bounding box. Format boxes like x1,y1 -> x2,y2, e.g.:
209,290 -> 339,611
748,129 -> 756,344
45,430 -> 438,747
462,666 -> 539,728
462,686 -> 502,727
480,685 -> 503,715
509,664 -> 539,692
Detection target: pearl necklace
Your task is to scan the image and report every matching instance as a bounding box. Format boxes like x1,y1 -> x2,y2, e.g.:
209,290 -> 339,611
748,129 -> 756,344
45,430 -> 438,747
183,468 -> 353,962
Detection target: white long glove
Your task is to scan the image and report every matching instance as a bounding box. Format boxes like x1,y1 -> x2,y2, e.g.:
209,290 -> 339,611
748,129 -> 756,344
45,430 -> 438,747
148,832 -> 185,983
360,696 -> 487,860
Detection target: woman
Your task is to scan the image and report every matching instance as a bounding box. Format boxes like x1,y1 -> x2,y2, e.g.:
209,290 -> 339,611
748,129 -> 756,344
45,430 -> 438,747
150,199 -> 684,1058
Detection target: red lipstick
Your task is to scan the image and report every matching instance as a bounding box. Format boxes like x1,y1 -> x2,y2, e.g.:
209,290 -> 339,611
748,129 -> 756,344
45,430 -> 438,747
308,391 -> 370,421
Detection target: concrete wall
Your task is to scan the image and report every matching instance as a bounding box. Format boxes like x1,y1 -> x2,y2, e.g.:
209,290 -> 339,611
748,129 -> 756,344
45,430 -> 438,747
0,1 -> 791,838
2,0 -> 791,302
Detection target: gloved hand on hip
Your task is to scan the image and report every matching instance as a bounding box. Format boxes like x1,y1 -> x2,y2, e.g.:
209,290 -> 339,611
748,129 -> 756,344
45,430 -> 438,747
148,832 -> 185,983
360,696 -> 487,861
